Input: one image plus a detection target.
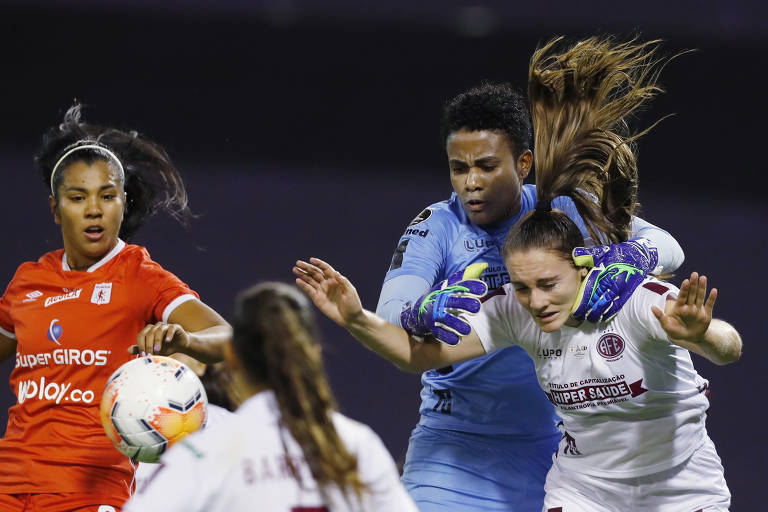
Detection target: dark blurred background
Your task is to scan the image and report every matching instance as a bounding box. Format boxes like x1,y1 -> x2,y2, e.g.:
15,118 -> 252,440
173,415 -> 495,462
0,1 -> 766,508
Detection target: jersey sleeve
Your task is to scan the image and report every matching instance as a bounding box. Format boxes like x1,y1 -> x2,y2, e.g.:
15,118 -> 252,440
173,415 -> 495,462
333,415 -> 419,512
375,207 -> 450,325
123,441 -> 207,512
135,257 -> 200,323
0,265 -> 27,338
465,285 -> 520,353
629,215 -> 685,273
624,279 -> 679,343
552,195 -> 591,242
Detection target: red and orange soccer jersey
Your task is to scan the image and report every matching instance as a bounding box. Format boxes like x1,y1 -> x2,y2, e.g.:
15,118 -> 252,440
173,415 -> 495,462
0,240 -> 199,499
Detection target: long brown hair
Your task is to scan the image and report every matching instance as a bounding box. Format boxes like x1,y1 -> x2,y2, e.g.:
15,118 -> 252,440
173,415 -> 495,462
527,36 -> 670,244
230,282 -> 365,497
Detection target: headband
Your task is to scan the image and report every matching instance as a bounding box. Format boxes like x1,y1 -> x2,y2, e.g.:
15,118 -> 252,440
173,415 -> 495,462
50,144 -> 125,194
535,198 -> 552,212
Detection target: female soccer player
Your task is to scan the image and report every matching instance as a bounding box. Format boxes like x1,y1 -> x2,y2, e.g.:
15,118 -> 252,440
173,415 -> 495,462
124,282 -> 417,511
0,105 -> 231,512
295,37 -> 741,511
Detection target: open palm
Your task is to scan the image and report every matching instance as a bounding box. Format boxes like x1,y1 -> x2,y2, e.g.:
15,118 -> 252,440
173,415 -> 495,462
293,257 -> 363,327
652,272 -> 717,343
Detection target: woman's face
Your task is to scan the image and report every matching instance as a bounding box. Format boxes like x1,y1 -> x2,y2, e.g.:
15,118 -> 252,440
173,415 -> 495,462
505,248 -> 587,332
50,159 -> 125,270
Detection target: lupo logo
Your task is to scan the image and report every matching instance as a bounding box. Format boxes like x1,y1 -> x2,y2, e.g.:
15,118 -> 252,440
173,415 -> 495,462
47,319 -> 62,346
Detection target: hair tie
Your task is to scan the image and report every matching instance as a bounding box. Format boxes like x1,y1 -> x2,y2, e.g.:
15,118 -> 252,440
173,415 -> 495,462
535,198 -> 552,212
50,143 -> 125,194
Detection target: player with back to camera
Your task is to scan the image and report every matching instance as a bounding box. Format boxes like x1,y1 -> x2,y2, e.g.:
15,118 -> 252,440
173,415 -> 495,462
372,57 -> 685,512
0,104 -> 231,512
297,37 -> 741,511
124,281 -> 418,512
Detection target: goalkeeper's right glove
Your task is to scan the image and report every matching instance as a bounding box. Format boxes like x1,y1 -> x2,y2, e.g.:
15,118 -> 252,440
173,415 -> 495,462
400,263 -> 488,345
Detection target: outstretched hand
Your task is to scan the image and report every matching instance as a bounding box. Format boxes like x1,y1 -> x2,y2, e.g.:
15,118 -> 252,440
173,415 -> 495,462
293,258 -> 363,328
652,272 -> 717,343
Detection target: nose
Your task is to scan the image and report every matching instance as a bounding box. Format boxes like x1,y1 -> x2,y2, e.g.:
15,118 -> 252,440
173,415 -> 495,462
85,196 -> 102,218
529,288 -> 548,311
464,167 -> 484,191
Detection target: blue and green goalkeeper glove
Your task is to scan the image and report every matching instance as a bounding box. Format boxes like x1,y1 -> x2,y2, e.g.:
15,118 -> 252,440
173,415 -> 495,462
400,263 -> 488,345
571,238 -> 659,323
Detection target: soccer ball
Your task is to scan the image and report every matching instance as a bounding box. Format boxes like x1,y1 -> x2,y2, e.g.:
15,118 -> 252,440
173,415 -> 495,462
100,355 -> 208,463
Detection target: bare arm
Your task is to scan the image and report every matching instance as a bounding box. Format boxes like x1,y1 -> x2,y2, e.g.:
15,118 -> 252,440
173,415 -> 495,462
652,272 -> 742,365
294,258 -> 486,373
132,299 -> 231,364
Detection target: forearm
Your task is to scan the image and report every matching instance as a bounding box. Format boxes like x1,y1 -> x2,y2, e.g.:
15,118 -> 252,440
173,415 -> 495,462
182,324 -> 232,364
346,309 -> 427,373
375,274 -> 432,326
674,319 -> 742,365
630,216 -> 684,273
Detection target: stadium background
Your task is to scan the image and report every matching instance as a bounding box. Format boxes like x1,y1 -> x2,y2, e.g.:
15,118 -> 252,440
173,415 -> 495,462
0,1 -> 765,508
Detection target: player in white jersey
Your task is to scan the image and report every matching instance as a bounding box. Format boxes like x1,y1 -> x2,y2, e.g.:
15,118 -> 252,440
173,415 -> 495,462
124,282 -> 417,512
294,37 -> 742,511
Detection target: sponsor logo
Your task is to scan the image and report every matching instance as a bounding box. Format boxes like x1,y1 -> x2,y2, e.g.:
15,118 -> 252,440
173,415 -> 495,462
463,238 -> 495,252
479,265 -> 510,290
404,228 -> 429,238
408,208 -> 432,226
91,283 -> 112,305
596,333 -> 625,360
568,344 -> 589,359
47,319 -> 62,345
16,348 -> 111,368
545,376 -> 648,410
538,348 -> 563,359
17,376 -> 96,404
44,289 -> 82,308
23,291 -> 43,303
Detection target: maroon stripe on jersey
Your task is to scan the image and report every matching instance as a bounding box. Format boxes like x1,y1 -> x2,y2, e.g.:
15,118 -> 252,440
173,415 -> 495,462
481,287 -> 506,303
642,282 -> 669,295
547,508 -> 563,512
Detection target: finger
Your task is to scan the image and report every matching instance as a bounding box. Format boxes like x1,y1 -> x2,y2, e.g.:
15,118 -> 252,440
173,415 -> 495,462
677,278 -> 690,306
651,305 -> 665,323
686,273 -> 699,305
164,324 -> 179,344
295,277 -> 318,298
431,326 -> 460,346
445,296 -> 481,314
127,344 -> 139,355
704,288 -> 718,314
136,324 -> 154,354
309,258 -> 336,275
295,260 -> 324,280
151,324 -> 169,353
695,275 -> 707,307
293,266 -> 321,290
438,315 -> 471,336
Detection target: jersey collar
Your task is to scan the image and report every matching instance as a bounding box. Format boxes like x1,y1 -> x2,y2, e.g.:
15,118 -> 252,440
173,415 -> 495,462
61,239 -> 126,273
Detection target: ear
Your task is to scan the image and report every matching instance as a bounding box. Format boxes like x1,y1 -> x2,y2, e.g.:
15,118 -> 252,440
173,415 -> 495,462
578,266 -> 590,279
49,195 -> 61,225
517,149 -> 533,180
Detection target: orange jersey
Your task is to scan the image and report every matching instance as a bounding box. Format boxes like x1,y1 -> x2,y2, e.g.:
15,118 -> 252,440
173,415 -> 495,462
0,240 -> 199,497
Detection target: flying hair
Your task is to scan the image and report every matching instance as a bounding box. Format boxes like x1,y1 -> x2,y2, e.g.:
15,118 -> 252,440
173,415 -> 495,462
528,36 -> 675,244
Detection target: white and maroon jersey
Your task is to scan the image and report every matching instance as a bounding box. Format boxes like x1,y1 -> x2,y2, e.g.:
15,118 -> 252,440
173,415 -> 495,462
468,278 -> 710,478
0,239 -> 199,498
123,391 -> 418,512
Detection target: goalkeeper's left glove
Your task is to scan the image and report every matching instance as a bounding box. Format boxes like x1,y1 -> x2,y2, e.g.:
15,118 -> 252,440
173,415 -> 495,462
400,263 -> 488,345
571,238 -> 658,323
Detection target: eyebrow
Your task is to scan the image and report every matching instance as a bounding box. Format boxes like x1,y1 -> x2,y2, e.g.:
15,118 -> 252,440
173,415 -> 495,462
449,156 -> 501,167
64,184 -> 119,193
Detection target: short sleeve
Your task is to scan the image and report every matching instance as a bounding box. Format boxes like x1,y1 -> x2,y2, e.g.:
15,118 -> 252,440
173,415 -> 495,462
136,257 -> 200,324
381,206 -> 449,285
465,285 -> 520,353
0,266 -> 27,338
624,279 -> 678,343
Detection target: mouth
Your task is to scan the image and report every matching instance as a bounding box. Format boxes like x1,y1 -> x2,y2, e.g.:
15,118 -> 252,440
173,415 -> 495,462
84,226 -> 105,241
466,199 -> 486,212
537,311 -> 558,324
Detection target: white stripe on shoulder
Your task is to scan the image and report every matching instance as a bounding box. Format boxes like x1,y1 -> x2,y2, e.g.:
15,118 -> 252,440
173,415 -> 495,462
162,294 -> 197,323
0,325 -> 16,340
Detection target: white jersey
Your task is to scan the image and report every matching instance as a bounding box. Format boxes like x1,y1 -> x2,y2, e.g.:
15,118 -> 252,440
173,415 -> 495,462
123,391 -> 418,512
133,403 -> 233,491
468,278 -> 710,478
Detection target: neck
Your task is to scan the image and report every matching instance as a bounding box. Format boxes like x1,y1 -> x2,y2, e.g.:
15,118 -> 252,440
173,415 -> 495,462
64,238 -> 118,271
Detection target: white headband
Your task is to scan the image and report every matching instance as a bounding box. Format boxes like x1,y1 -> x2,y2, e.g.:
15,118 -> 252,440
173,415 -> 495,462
50,144 -> 125,194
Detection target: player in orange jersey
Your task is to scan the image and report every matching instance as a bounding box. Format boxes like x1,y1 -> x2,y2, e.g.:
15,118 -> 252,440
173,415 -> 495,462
0,104 -> 231,512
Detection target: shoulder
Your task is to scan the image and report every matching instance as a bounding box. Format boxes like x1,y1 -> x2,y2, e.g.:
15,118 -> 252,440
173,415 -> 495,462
404,199 -> 460,229
330,412 -> 385,456
631,278 -> 679,305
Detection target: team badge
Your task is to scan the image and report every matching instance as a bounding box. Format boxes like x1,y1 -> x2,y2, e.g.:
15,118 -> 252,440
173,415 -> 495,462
91,283 -> 113,305
408,208 -> 432,226
47,319 -> 62,345
596,333 -> 625,360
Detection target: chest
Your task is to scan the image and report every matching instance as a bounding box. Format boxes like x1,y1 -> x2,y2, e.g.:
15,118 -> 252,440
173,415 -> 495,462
445,228 -> 508,290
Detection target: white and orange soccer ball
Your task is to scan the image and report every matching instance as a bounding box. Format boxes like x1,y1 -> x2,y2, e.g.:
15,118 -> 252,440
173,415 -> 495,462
100,355 -> 208,463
